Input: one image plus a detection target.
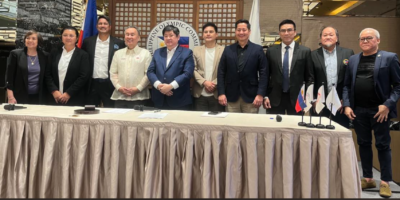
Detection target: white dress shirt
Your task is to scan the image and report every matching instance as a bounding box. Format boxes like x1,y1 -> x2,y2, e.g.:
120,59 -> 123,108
153,45 -> 179,90
281,40 -> 295,77
93,36 -> 110,79
58,46 -> 75,93
201,47 -> 215,97
109,46 -> 151,101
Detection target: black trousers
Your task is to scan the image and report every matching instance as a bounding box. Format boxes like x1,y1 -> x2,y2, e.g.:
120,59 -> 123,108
194,96 -> 224,112
353,106 -> 392,182
267,92 -> 299,115
87,78 -> 115,108
321,106 -> 350,128
156,96 -> 192,111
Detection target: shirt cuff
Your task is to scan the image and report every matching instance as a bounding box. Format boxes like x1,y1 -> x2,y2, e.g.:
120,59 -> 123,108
154,81 -> 161,90
115,84 -> 122,91
264,96 -> 269,100
170,81 -> 179,89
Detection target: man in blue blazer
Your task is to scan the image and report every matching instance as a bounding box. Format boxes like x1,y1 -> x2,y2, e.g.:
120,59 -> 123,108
217,19 -> 268,113
343,28 -> 400,198
147,25 -> 195,110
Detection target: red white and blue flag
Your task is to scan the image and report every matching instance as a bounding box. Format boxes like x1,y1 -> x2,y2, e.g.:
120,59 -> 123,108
295,83 -> 307,113
77,0 -> 98,48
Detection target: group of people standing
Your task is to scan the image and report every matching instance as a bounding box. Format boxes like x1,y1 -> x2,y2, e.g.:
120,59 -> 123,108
5,16 -> 400,197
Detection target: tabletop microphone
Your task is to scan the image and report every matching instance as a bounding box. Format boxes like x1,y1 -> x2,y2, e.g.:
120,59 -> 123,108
133,105 -> 156,111
276,115 -> 282,122
4,104 -> 27,111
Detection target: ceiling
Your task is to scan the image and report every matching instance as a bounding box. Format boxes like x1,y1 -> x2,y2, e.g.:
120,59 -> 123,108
303,0 -> 397,16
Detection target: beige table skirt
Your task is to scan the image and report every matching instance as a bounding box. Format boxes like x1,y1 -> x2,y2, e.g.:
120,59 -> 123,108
0,105 -> 361,198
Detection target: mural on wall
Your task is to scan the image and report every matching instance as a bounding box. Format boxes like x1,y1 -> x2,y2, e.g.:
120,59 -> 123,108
0,0 -> 18,43
16,0 -> 72,50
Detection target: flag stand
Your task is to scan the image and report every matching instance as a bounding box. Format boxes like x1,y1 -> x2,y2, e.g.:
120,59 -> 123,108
326,103 -> 335,129
298,110 -> 307,126
316,111 -> 325,128
306,102 -> 315,128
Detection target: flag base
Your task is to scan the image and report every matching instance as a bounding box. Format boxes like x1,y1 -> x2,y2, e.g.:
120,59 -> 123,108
298,122 -> 307,126
326,125 -> 335,129
316,124 -> 325,129
306,123 -> 315,128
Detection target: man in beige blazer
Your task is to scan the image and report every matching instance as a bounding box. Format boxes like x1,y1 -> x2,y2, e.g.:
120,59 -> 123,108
192,22 -> 225,111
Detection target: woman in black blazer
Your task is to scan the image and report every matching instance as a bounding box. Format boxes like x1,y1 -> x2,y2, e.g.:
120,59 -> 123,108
45,26 -> 90,106
6,30 -> 48,104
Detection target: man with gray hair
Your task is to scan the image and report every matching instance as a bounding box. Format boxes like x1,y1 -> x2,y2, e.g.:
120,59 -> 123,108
109,26 -> 152,108
343,28 -> 400,197
310,26 -> 354,128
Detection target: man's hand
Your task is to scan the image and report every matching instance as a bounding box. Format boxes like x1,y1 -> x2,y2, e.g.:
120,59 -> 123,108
159,84 -> 173,95
118,87 -> 132,96
59,92 -> 71,104
253,95 -> 263,108
52,90 -> 62,103
203,81 -> 216,93
344,107 -> 356,120
218,95 -> 227,106
374,105 -> 390,123
263,97 -> 271,109
127,87 -> 140,96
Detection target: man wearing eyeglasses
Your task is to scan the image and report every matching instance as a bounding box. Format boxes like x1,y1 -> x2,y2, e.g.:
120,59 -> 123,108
343,28 -> 400,198
309,26 -> 354,128
264,19 -> 313,115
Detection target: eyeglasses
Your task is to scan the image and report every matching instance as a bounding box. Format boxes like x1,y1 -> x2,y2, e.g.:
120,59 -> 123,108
279,29 -> 294,33
358,37 -> 374,42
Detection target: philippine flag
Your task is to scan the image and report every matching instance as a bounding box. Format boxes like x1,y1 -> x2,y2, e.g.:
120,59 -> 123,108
295,84 -> 307,113
77,0 -> 98,48
158,36 -> 190,48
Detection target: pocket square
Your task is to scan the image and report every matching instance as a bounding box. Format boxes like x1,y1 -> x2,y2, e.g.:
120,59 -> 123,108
114,44 -> 119,49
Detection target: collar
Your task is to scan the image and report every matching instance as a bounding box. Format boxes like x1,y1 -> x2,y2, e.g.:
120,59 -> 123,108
97,35 -> 110,43
322,46 -> 336,54
236,41 -> 249,49
62,46 -> 76,54
167,45 -> 178,53
126,45 -> 140,53
281,40 -> 295,50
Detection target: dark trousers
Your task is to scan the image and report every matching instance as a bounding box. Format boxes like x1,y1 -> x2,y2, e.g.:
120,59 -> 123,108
353,106 -> 392,182
87,78 -> 115,108
321,106 -> 350,128
156,96 -> 192,111
194,96 -> 224,112
27,94 -> 39,105
115,99 -> 149,108
267,92 -> 299,115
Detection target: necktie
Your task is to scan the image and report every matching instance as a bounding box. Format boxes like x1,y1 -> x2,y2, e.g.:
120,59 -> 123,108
282,46 -> 290,92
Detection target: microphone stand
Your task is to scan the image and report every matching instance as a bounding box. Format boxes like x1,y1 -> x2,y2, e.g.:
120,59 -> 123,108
298,110 -> 307,126
326,103 -> 335,129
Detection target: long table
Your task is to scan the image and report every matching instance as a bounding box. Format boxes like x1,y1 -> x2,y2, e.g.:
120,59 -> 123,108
0,105 -> 361,198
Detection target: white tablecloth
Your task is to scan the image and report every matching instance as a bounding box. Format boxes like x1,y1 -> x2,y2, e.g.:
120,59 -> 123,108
0,105 -> 361,198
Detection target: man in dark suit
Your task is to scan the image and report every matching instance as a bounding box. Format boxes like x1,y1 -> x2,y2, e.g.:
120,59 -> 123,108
81,16 -> 125,107
217,19 -> 268,113
264,19 -> 313,115
343,28 -> 400,198
310,26 -> 354,128
147,25 -> 194,110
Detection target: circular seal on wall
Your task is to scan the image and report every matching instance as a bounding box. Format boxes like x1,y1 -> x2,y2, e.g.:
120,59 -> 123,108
146,19 -> 201,55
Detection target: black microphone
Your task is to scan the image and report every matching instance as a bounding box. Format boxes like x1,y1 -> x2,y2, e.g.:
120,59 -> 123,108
133,105 -> 156,111
276,115 -> 282,122
4,104 -> 27,111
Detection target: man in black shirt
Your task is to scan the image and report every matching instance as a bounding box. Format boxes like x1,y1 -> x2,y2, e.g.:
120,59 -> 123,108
217,19 -> 268,113
343,28 -> 400,198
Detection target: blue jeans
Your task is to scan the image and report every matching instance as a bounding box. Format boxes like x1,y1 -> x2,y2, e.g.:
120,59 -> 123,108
353,106 -> 392,182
